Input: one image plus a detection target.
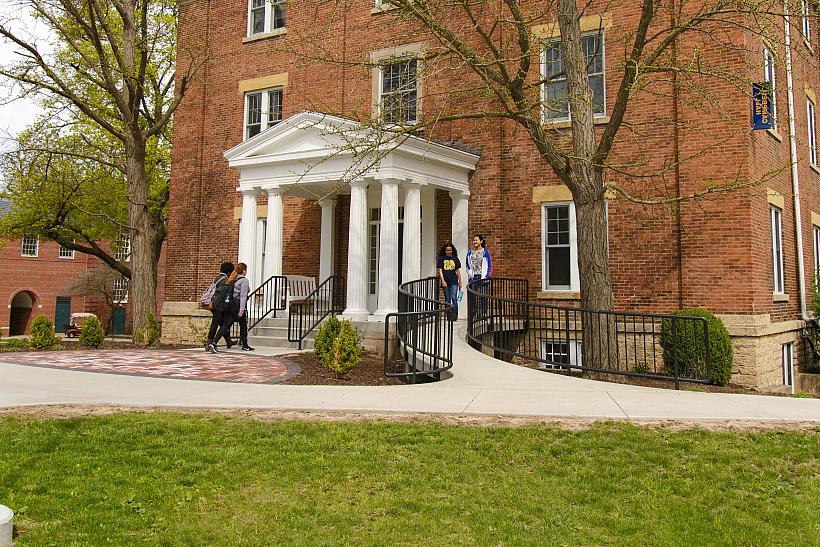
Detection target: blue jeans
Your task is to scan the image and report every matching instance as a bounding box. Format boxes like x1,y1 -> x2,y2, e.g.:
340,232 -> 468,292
469,277 -> 489,318
443,284 -> 459,320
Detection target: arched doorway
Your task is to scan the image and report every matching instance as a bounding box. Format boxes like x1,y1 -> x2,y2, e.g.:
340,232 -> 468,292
9,291 -> 35,335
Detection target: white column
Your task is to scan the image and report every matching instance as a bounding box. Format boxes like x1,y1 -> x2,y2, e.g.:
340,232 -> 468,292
403,182 -> 422,282
238,189 -> 258,288
375,178 -> 400,318
264,188 -> 284,281
450,190 -> 470,319
319,198 -> 337,281
343,179 -> 369,321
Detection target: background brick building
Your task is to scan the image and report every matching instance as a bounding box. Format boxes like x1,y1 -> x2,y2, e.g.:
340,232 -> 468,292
163,0 -> 820,390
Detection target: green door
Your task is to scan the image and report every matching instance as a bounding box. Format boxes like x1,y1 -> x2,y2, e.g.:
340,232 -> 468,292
55,297 -> 71,333
112,307 -> 126,335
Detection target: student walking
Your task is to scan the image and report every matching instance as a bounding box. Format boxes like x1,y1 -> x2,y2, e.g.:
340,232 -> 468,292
206,261 -> 237,353
466,234 -> 493,319
436,242 -> 462,321
232,262 -> 254,351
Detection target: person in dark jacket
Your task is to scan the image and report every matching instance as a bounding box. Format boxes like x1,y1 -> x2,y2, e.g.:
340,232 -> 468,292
206,261 -> 236,353
232,262 -> 254,351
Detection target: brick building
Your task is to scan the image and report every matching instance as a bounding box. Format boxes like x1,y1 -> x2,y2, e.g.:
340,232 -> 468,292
162,1 -> 820,390
0,198 -> 166,336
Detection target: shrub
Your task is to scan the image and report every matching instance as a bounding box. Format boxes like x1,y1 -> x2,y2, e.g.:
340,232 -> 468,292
0,338 -> 28,350
29,315 -> 60,350
79,316 -> 106,348
327,320 -> 362,377
811,276 -> 820,319
660,308 -> 733,386
314,314 -> 342,367
136,312 -> 162,347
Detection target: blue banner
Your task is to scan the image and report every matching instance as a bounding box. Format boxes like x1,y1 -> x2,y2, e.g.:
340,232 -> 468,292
752,82 -> 772,130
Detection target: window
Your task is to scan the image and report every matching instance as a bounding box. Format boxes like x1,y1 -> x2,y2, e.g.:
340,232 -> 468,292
21,235 -> 38,257
245,87 -> 283,139
763,47 -> 777,131
539,340 -> 582,370
541,203 -> 579,291
115,234 -> 131,262
801,0 -> 811,42
248,0 -> 285,36
369,208 -> 380,295
113,277 -> 129,303
771,206 -> 785,294
379,59 -> 418,124
542,32 -> 606,121
59,243 -> 75,259
814,225 -> 820,279
782,342 -> 793,386
808,99 -> 817,165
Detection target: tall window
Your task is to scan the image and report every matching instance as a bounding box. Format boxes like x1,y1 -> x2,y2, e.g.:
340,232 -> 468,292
21,235 -> 38,257
542,32 -> 606,121
808,99 -> 817,165
59,243 -> 75,259
248,0 -> 285,36
782,342 -> 793,386
379,59 -> 418,124
763,47 -> 777,131
542,203 -> 579,291
771,206 -> 785,294
813,225 -> 820,279
115,234 -> 131,262
245,87 -> 283,139
113,277 -> 129,303
801,0 -> 811,41
368,208 -> 380,295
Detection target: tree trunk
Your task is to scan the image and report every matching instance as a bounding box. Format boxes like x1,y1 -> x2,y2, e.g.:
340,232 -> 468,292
125,137 -> 159,345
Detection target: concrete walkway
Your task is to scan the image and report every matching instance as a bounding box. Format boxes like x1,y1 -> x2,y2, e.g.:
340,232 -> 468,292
1,324 -> 819,422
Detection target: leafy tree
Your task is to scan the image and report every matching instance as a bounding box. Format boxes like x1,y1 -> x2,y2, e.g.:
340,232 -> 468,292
0,0 -> 202,343
62,266 -> 129,333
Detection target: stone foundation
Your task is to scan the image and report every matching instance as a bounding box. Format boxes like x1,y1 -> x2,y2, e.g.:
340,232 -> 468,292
160,301 -> 212,346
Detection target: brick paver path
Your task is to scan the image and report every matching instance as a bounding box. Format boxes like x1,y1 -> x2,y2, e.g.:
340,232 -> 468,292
1,350 -> 298,384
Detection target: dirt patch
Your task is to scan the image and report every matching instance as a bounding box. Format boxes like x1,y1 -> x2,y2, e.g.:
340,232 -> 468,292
279,351 -> 403,386
0,405 -> 818,432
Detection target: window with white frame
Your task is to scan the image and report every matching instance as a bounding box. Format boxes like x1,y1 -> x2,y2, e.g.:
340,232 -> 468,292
771,206 -> 785,294
21,235 -> 38,257
763,47 -> 777,131
814,225 -> 820,279
379,58 -> 418,124
541,203 -> 579,291
248,0 -> 285,36
244,87 -> 283,139
59,243 -> 75,259
808,99 -> 817,165
782,342 -> 793,386
115,234 -> 131,262
542,32 -> 606,121
801,0 -> 811,41
539,340 -> 582,370
113,277 -> 129,303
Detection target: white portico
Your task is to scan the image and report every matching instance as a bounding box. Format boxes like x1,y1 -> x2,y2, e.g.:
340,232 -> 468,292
224,111 -> 479,320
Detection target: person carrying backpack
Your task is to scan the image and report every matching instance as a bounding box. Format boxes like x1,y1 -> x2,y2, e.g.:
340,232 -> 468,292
205,261 -> 236,353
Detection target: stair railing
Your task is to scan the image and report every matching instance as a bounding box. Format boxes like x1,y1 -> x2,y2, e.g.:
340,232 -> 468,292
288,275 -> 346,349
230,275 -> 288,340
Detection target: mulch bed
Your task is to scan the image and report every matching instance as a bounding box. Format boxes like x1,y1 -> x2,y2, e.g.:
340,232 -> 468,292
279,351 -> 404,386
0,340 -> 198,352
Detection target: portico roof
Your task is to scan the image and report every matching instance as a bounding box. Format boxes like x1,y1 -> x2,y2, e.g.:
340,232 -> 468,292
223,111 -> 479,195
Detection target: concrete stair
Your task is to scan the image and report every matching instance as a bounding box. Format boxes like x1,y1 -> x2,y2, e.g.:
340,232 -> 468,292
246,315 -> 316,351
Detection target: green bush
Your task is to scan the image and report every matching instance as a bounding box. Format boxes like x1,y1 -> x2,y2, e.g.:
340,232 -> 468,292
314,314 -> 342,367
811,275 -> 820,318
29,315 -> 60,350
0,338 -> 28,350
327,320 -> 362,377
79,316 -> 106,349
660,308 -> 733,386
136,312 -> 162,347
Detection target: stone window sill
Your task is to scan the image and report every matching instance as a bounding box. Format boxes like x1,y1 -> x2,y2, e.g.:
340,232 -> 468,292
766,127 -> 783,142
544,115 -> 610,129
803,38 -> 814,55
810,163 -> 820,175
371,3 -> 397,14
537,290 -> 581,300
243,28 -> 287,43
772,293 -> 789,303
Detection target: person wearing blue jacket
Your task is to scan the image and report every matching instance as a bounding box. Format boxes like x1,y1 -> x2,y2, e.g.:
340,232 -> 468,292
466,234 -> 493,319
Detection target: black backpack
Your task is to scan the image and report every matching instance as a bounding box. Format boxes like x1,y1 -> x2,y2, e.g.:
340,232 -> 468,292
211,274 -> 235,313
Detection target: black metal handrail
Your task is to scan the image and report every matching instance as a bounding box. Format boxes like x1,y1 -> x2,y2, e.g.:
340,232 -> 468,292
287,275 -> 346,349
466,277 -> 712,389
384,277 -> 454,383
230,274 -> 287,339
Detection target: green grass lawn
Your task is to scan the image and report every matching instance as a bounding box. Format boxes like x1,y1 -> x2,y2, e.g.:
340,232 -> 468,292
1,414 -> 818,545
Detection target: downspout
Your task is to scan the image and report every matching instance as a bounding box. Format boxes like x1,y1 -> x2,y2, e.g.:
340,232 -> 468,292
783,0 -> 805,392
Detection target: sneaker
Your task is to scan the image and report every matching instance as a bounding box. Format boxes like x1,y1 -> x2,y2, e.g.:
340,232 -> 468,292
206,343 -> 217,354
241,345 -> 254,351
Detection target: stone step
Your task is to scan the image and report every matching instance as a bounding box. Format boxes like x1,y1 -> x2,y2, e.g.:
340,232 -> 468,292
247,335 -> 314,350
